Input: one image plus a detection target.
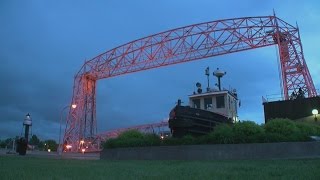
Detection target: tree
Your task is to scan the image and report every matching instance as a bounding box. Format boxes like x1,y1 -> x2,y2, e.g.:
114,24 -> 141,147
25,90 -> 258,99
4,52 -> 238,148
3,138 -> 14,149
38,141 -> 45,150
43,140 -> 58,152
29,135 -> 40,146
0,139 -> 5,148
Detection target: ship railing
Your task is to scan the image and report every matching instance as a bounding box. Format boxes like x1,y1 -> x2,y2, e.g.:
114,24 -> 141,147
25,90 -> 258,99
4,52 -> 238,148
262,89 -> 320,103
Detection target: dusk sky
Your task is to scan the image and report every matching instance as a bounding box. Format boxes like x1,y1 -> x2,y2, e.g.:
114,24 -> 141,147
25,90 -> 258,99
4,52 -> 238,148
1,0 -> 319,141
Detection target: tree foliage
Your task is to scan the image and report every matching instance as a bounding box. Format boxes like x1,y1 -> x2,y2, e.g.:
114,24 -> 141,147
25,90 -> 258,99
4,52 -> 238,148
43,140 -> 58,151
0,134 -> 61,152
29,135 -> 40,146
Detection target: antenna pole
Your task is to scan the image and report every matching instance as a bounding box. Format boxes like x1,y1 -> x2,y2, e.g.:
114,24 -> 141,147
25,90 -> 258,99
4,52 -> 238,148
205,67 -> 210,92
207,75 -> 209,90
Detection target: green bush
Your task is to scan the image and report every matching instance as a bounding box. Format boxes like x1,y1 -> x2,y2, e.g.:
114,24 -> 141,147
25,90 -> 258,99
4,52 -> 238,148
196,135 -> 210,144
114,130 -> 145,148
144,133 -> 161,146
180,135 -> 196,145
207,121 -> 265,144
104,138 -> 117,149
233,121 -> 265,143
314,125 -> 320,135
264,133 -> 287,143
265,118 -> 299,137
103,130 -> 161,149
104,119 -> 320,149
208,124 -> 234,144
118,130 -> 144,139
161,134 -> 196,146
294,122 -> 320,141
264,119 -> 312,142
295,122 -> 317,136
162,137 -> 181,146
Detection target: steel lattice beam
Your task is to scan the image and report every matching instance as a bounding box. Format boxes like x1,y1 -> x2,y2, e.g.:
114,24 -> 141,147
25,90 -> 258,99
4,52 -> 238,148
96,121 -> 169,142
63,15 -> 317,152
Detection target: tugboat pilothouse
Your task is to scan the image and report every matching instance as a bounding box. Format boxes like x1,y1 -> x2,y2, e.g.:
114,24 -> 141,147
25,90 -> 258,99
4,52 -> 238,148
169,67 -> 240,137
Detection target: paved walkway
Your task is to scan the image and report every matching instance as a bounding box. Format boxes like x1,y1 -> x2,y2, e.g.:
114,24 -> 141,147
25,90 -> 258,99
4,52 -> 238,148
0,148 -> 100,160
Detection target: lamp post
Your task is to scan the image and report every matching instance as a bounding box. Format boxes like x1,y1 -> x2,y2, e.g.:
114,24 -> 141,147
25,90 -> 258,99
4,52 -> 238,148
58,104 -> 76,154
312,109 -> 318,122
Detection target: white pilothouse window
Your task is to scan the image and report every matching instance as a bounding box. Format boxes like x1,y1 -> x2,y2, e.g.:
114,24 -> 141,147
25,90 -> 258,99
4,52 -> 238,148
204,98 -> 212,110
193,99 -> 200,109
216,95 -> 225,108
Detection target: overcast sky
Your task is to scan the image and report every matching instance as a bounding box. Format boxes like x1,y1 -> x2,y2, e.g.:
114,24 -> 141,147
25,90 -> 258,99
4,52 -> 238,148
1,0 -> 319,141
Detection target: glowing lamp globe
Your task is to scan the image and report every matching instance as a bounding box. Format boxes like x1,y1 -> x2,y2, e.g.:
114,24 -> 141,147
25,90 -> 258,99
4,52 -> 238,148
312,109 -> 318,115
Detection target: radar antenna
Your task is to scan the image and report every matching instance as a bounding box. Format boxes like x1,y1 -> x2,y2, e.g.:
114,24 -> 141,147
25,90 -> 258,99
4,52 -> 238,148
213,68 -> 226,91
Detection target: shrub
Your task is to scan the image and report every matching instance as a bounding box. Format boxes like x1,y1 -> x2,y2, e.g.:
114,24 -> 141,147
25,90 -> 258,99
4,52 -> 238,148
104,138 -> 117,149
196,135 -> 210,144
117,138 -> 145,148
180,135 -> 196,145
264,118 -> 299,137
233,121 -> 265,143
118,130 -> 144,139
103,119 -> 320,149
264,119 -> 312,142
264,133 -> 287,143
103,130 -> 161,149
208,124 -> 234,144
162,137 -> 181,146
143,133 -> 161,146
314,125 -> 320,135
162,134 -> 196,146
295,122 -> 317,136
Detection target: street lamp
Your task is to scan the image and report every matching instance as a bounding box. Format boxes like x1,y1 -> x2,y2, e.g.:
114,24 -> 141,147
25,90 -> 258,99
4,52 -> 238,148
80,140 -> 85,145
58,104 -> 76,154
312,109 -> 318,122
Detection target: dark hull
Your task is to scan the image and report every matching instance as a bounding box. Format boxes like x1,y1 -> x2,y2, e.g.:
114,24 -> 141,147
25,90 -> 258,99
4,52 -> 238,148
169,106 -> 232,138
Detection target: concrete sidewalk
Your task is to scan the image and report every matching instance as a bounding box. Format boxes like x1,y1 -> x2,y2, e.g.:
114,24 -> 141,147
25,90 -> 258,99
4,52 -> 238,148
0,148 -> 100,160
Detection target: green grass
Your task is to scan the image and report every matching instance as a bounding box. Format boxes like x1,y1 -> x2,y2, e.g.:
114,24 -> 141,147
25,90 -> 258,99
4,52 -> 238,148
1,156 -> 320,180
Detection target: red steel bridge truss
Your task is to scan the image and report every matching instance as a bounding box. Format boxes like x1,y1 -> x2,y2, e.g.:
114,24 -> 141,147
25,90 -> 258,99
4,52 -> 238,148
63,15 -> 317,152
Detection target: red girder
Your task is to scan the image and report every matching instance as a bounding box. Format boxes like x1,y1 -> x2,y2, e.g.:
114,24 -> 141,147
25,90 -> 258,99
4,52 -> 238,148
63,15 -> 317,152
96,121 -> 169,142
84,16 -> 277,79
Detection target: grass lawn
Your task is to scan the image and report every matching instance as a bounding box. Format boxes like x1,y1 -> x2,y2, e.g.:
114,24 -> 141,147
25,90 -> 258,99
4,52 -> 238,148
0,156 -> 320,180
